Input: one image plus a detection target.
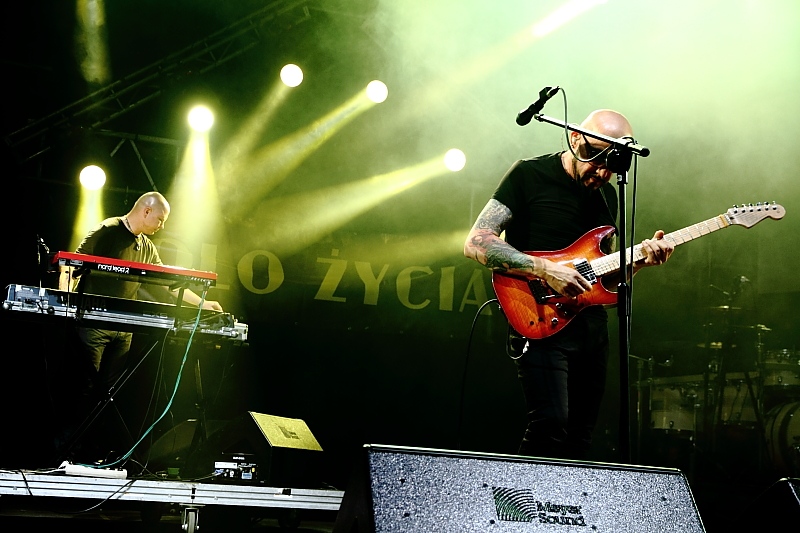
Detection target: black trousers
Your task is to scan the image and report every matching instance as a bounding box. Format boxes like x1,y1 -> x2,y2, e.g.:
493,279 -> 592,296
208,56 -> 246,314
54,327 -> 133,461
513,312 -> 610,460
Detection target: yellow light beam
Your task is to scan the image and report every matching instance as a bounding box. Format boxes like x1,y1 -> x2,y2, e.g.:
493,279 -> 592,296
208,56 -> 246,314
75,0 -> 111,85
71,188 -> 105,251
240,154 -> 455,258
216,78 -> 293,187
167,130 -> 222,251
221,86 -> 382,219
398,0 -> 608,123
319,229 -> 470,267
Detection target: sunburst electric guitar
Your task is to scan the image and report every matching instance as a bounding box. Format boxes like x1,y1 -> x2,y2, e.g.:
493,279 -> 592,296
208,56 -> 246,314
492,202 -> 785,340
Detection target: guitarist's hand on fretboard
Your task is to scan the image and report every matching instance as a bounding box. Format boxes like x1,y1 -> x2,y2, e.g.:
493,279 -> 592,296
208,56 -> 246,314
636,230 -> 674,269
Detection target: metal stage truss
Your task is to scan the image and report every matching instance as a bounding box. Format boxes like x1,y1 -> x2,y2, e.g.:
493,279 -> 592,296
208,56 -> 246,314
3,0 -> 312,167
0,470 -> 343,532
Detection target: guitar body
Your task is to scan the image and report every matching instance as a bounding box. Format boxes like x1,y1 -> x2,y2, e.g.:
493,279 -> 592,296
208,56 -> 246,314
492,225 -> 619,340
490,202 -> 785,341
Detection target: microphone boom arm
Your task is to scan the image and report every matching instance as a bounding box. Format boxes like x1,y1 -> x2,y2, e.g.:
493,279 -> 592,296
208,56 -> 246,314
533,113 -> 650,157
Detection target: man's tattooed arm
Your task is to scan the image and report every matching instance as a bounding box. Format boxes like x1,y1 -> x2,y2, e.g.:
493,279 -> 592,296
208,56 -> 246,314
464,199 -> 598,297
463,199 -> 544,278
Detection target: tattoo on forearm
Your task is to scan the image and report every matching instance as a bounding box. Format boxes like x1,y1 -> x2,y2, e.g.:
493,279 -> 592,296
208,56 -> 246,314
468,232 -> 533,274
467,199 -> 537,274
485,245 -> 535,273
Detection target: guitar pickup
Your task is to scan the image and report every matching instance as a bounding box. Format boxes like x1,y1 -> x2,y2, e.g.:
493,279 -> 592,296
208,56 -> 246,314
573,258 -> 597,284
527,259 -> 597,305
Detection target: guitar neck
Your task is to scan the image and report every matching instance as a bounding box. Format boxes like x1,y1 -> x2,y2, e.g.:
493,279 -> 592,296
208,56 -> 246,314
591,214 -> 730,276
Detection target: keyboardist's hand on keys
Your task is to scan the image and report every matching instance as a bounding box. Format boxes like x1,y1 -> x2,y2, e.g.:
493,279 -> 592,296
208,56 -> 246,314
179,289 -> 223,312
202,300 -> 223,312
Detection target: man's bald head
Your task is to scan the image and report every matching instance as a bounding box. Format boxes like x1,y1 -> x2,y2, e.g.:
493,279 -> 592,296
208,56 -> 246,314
579,109 -> 634,140
126,192 -> 170,235
131,192 -> 170,214
562,109 -> 635,189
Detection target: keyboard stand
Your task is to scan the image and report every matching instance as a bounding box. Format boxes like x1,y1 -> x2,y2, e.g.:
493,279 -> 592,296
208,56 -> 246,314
56,337 -> 162,465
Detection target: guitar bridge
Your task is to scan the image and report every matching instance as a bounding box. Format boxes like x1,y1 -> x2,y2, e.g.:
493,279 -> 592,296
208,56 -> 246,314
529,279 -> 557,304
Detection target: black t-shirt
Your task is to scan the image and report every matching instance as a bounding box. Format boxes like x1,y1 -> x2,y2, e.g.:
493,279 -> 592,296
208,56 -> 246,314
75,217 -> 162,300
492,153 -> 618,328
492,153 -> 618,253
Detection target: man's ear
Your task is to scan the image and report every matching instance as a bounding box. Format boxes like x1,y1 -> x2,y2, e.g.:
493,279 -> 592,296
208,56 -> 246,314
569,130 -> 580,150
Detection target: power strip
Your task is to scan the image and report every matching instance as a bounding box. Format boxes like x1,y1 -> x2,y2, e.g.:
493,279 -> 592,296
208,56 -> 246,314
63,463 -> 128,479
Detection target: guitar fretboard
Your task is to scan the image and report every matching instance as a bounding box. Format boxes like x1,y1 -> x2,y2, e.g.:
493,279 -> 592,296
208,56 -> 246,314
590,215 -> 730,277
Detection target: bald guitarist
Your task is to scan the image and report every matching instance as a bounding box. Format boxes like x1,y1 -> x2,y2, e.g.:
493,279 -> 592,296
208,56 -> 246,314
464,109 -> 674,461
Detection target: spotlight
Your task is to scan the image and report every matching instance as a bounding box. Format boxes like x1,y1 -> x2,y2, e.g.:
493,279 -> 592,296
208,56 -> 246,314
366,80 -> 388,103
188,105 -> 214,132
444,149 -> 466,172
79,165 -> 106,190
280,64 -> 304,88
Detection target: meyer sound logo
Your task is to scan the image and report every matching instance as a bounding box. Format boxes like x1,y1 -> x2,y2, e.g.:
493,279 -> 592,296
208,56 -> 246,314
492,487 -> 589,527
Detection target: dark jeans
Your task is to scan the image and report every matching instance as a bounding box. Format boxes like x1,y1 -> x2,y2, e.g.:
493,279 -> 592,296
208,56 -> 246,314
55,327 -> 133,461
514,312 -> 609,460
78,327 -> 133,388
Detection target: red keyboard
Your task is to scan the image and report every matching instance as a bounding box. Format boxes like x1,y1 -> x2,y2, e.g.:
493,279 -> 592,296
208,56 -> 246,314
52,251 -> 217,289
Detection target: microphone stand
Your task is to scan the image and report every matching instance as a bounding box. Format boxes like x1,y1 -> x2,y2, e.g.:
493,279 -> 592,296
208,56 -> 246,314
533,113 -> 650,463
629,353 -> 655,464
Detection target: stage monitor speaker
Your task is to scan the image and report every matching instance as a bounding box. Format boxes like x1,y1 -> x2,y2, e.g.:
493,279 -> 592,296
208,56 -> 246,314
183,411 -> 323,487
146,419 -> 228,466
333,444 -> 705,533
732,477 -> 800,532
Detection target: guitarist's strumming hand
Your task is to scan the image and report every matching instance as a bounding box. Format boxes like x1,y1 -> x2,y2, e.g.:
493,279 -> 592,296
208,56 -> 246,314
537,257 -> 593,298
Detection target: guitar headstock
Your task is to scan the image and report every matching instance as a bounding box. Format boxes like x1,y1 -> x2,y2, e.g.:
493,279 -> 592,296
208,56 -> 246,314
726,202 -> 785,228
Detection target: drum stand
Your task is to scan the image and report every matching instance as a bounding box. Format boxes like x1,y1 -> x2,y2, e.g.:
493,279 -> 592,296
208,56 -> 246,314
704,313 -> 770,482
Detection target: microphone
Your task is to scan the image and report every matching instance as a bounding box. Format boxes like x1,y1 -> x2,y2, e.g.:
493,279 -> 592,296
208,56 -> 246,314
516,86 -> 560,126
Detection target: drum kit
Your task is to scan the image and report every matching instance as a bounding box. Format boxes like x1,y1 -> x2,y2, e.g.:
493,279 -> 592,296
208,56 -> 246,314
634,306 -> 800,478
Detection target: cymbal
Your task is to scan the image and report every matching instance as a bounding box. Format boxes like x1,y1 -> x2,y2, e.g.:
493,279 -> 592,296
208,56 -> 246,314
696,342 -> 738,349
707,305 -> 742,311
735,324 -> 771,331
697,342 -> 723,349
